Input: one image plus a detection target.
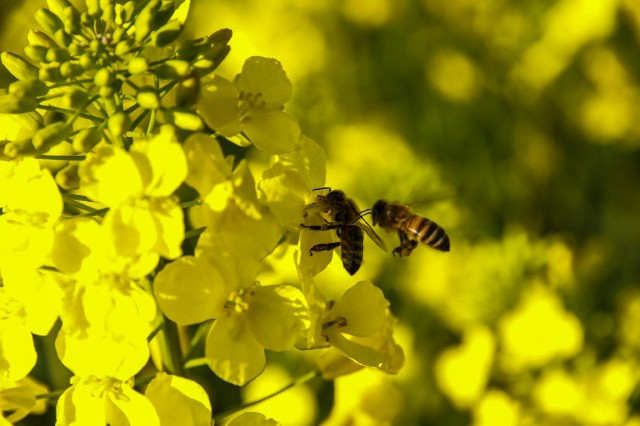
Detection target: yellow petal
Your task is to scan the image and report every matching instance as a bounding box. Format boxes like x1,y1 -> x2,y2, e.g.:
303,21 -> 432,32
205,315 -> 265,386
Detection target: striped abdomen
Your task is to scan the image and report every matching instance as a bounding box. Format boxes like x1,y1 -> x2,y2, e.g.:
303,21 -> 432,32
403,215 -> 450,252
338,225 -> 364,275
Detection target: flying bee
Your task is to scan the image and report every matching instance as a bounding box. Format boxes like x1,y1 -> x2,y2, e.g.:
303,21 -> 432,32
370,200 -> 450,257
301,188 -> 386,275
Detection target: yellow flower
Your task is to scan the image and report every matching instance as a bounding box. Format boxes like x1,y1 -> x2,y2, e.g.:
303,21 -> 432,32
197,57 -> 301,154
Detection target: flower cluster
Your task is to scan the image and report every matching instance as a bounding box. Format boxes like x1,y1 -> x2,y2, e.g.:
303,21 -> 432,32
0,1 -> 403,424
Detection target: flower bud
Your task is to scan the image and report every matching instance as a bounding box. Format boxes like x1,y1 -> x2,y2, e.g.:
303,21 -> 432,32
108,112 -> 130,137
79,52 -> 96,69
134,0 -> 161,42
0,94 -> 38,114
55,163 -> 80,189
63,6 -> 81,34
39,65 -> 63,82
46,0 -> 73,14
9,80 -> 49,98
136,87 -> 160,109
45,47 -> 71,63
28,29 -> 58,48
3,139 -> 37,158
193,44 -> 230,76
208,28 -> 233,45
80,12 -> 94,28
94,68 -> 114,87
166,108 -> 204,131
1,52 -> 39,81
128,57 -> 148,75
175,74 -> 200,108
60,62 -> 82,78
54,29 -> 72,47
155,59 -> 190,79
24,45 -> 48,62
121,2 -> 136,23
72,127 -> 102,152
35,8 -> 64,36
32,121 -> 72,152
99,86 -> 115,98
86,0 -> 101,18
63,88 -> 89,109
153,20 -> 183,47
115,39 -> 134,56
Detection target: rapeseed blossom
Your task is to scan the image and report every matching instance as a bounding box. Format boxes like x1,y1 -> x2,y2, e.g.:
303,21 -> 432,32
0,1 -> 407,423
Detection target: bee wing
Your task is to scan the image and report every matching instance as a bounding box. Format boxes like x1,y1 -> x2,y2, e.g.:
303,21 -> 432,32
356,218 -> 388,252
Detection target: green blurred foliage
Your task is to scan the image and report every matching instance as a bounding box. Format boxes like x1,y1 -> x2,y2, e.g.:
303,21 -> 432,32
4,0 -> 640,424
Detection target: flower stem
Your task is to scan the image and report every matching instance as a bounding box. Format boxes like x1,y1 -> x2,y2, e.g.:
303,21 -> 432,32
212,369 -> 321,422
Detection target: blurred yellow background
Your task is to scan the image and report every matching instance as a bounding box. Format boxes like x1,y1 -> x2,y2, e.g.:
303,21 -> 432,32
4,0 -> 640,424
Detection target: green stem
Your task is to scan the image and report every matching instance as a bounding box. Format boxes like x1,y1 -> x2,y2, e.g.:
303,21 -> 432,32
35,388 -> 66,401
37,105 -> 103,123
147,321 -> 164,343
213,369 -> 322,422
36,155 -> 86,161
182,322 -> 211,363
161,315 -> 185,376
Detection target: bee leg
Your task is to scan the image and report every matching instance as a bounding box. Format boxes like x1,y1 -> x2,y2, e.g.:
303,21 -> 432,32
309,242 -> 341,256
394,231 -> 417,257
301,223 -> 341,231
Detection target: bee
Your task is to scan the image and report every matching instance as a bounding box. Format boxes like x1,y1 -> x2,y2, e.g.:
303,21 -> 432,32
301,188 -> 386,275
370,200 -> 450,257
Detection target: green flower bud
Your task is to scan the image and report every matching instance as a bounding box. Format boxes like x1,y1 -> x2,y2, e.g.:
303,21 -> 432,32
155,59 -> 190,79
3,139 -> 36,158
72,127 -> 102,152
35,8 -> 64,36
112,27 -> 126,43
115,39 -> 134,56
155,2 -> 176,28
0,94 -> 38,114
89,39 -> 104,54
136,87 -> 160,109
68,42 -> 84,56
55,163 -> 80,189
60,62 -> 82,78
54,29 -> 72,47
134,0 -> 161,42
80,12 -> 94,27
94,67 -> 114,87
121,2 -> 136,23
153,20 -> 183,48
45,47 -> 71,63
32,121 -> 72,152
63,87 -> 89,109
63,6 -> 81,34
46,0 -> 73,14
175,74 -> 200,108
166,108 -> 204,131
128,57 -> 148,74
9,80 -> 49,98
99,85 -> 114,98
39,65 -> 63,82
43,110 -> 64,126
1,52 -> 39,81
175,37 -> 208,61
30,31 -> 58,51
86,0 -> 101,18
24,45 -> 49,62
208,28 -> 233,45
79,52 -> 96,69
193,44 -> 230,76
102,4 -> 115,25
108,111 -> 130,137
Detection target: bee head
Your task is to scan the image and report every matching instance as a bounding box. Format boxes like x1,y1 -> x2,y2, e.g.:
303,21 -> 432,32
371,200 -> 388,226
